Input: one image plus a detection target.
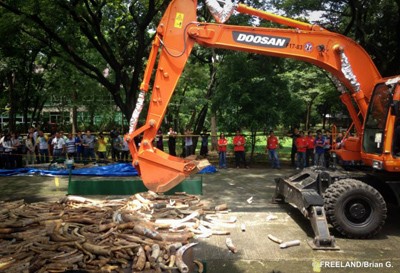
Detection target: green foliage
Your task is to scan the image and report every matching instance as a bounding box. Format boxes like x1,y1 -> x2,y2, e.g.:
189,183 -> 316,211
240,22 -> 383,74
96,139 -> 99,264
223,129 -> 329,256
0,0 -> 398,136
271,0 -> 323,17
270,0 -> 400,76
277,60 -> 338,129
0,12 -> 51,131
167,59 -> 211,132
0,0 -> 170,125
212,52 -> 288,133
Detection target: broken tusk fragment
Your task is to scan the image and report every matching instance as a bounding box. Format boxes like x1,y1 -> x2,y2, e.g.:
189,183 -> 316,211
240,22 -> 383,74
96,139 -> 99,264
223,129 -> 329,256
225,238 -> 238,253
279,240 -> 301,249
215,203 -> 228,211
267,234 -> 283,244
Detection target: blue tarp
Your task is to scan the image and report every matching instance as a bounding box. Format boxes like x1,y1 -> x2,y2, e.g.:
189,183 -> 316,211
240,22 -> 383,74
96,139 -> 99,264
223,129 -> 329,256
0,168 -> 32,176
198,165 -> 217,174
0,163 -> 217,177
0,163 -> 138,177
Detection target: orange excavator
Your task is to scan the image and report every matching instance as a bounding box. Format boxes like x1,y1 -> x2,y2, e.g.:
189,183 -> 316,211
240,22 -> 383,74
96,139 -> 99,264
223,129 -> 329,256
126,0 -> 400,249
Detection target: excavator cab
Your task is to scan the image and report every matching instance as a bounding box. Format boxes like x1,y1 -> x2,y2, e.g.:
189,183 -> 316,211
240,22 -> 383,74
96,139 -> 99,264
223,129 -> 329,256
361,78 -> 400,170
363,83 -> 392,156
392,97 -> 400,157
389,79 -> 400,157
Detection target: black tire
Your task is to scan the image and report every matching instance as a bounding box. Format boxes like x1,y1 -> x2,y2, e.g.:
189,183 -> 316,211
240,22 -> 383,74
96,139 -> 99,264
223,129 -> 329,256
323,179 -> 387,238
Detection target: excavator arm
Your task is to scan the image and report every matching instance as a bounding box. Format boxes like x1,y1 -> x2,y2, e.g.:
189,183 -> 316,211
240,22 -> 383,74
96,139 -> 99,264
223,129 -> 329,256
126,0 -> 200,192
127,0 -> 383,192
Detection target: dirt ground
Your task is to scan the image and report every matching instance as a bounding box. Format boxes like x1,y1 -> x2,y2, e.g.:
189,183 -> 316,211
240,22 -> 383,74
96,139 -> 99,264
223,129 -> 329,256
0,165 -> 399,273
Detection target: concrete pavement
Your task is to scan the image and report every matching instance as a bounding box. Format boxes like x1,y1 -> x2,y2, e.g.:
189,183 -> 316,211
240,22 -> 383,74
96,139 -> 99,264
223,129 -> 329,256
0,166 -> 399,273
196,167 -> 400,273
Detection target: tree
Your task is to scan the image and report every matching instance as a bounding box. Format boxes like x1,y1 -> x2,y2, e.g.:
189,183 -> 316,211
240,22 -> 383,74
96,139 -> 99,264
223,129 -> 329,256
212,52 -> 288,161
165,57 -> 211,152
315,79 -> 344,129
271,0 -> 400,76
0,0 -> 170,123
44,61 -> 115,132
0,23 -> 50,132
278,60 -> 336,130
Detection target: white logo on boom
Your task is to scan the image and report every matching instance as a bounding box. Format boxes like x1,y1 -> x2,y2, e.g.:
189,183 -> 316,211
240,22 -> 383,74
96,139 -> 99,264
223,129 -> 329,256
235,33 -> 288,47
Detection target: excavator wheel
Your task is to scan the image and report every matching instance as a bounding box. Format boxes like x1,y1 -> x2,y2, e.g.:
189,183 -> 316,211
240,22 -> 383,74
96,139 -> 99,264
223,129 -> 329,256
323,179 -> 387,238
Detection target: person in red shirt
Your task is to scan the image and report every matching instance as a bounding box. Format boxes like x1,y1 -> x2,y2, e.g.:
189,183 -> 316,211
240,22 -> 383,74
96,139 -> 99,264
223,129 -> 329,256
295,130 -> 307,170
266,130 -> 280,169
218,133 -> 228,168
305,131 -> 315,167
233,129 -> 248,168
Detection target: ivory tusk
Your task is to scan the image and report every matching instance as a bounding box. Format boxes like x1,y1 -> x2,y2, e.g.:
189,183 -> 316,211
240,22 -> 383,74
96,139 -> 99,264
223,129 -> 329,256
176,242 -> 198,273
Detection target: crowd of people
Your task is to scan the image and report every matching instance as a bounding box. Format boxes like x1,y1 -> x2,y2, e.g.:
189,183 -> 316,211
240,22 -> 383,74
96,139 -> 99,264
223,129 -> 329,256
266,128 -> 344,170
164,127 -> 346,171
162,127 -> 249,169
0,125 -> 344,170
0,127 -> 133,169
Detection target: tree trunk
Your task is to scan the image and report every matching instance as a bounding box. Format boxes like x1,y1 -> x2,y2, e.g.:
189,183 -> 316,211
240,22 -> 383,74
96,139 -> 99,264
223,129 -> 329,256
305,98 -> 316,131
23,105 -> 29,132
90,111 -> 95,128
30,98 -> 39,128
7,72 -> 16,132
175,84 -> 189,133
72,106 -> 77,134
35,100 -> 46,128
190,49 -> 219,154
210,114 -> 218,151
187,109 -> 197,151
72,90 -> 78,134
305,102 -> 311,131
193,104 -> 209,151
249,129 -> 257,163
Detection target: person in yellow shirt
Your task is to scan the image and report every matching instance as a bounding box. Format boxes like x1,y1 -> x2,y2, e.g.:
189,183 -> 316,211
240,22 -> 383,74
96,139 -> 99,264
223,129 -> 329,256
97,132 -> 108,162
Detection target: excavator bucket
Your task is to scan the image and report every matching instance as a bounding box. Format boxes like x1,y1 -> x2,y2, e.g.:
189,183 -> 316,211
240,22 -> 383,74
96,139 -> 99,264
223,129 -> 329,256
136,148 -> 210,192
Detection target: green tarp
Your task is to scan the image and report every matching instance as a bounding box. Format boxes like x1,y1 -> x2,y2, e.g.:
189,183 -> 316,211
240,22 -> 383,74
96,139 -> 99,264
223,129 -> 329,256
67,177 -> 203,195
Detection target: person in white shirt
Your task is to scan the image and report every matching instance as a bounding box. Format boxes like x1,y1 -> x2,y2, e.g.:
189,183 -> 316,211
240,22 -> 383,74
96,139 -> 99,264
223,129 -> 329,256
51,131 -> 66,162
2,133 -> 15,169
184,129 -> 193,157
